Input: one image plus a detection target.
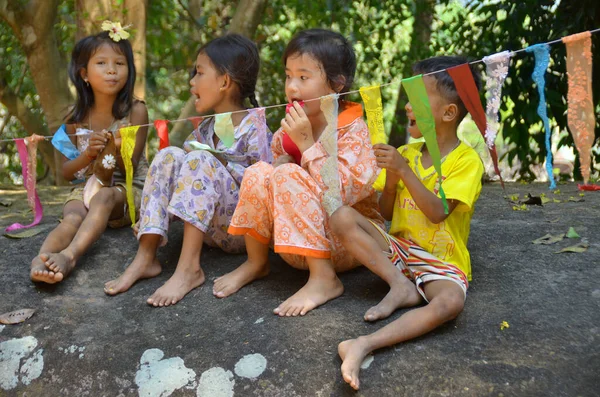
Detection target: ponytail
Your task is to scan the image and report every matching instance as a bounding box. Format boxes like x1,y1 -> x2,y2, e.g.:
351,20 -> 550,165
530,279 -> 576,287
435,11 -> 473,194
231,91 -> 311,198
248,93 -> 259,108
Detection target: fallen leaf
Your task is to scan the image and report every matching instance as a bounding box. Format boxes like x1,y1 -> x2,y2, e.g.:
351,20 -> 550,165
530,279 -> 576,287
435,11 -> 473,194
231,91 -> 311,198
521,193 -> 542,206
509,194 -> 520,201
532,233 -> 565,245
541,196 -> 551,204
554,240 -> 589,254
553,189 -> 561,194
500,321 -> 510,330
568,196 -> 584,202
512,204 -> 529,211
0,308 -> 36,325
553,199 -> 561,203
3,225 -> 50,239
0,200 -> 12,207
565,227 -> 580,239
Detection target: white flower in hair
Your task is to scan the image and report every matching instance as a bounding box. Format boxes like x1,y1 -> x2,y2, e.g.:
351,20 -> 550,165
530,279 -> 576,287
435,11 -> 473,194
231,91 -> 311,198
101,20 -> 131,42
102,154 -> 116,170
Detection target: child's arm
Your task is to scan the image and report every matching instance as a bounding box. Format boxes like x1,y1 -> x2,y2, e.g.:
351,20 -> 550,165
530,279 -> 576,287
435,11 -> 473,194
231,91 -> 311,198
114,102 -> 148,173
373,144 -> 459,224
378,172 -> 399,221
61,125 -> 107,181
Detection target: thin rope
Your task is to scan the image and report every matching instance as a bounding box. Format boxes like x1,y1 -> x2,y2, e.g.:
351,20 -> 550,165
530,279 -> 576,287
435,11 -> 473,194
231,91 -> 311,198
0,28 -> 598,143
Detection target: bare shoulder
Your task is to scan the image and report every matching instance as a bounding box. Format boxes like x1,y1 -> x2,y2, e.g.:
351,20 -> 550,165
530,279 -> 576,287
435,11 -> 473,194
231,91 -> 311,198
130,100 -> 149,124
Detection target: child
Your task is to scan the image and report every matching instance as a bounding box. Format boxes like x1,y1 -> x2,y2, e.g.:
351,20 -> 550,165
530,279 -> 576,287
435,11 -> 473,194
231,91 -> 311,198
329,56 -> 485,390
104,34 -> 271,307
30,28 -> 148,284
213,29 -> 383,317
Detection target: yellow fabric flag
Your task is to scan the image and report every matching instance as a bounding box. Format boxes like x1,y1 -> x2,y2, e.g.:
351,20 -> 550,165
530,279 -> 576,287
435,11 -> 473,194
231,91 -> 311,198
359,85 -> 388,145
119,126 -> 139,225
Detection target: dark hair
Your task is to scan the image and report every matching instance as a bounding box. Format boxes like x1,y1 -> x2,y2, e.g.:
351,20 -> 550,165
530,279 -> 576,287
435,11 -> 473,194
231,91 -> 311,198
66,31 -> 136,123
196,34 -> 261,108
412,56 -> 482,125
283,29 -> 356,94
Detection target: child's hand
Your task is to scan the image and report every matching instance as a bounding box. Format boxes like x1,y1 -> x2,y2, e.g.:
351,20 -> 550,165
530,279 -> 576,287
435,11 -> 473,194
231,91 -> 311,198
281,101 -> 314,153
113,129 -> 121,150
373,144 -> 409,181
273,154 -> 295,168
87,130 -> 109,159
28,134 -> 46,144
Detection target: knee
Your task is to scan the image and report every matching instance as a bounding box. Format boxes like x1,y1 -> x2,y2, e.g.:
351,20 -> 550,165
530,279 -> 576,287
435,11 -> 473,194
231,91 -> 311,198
329,206 -> 359,238
241,162 -> 273,190
431,291 -> 464,322
63,210 -> 85,228
152,147 -> 185,167
89,187 -> 118,208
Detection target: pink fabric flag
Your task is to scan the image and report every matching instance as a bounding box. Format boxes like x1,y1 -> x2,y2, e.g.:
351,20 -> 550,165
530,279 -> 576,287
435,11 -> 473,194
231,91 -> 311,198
447,63 -> 504,189
154,120 -> 170,150
5,137 -> 43,231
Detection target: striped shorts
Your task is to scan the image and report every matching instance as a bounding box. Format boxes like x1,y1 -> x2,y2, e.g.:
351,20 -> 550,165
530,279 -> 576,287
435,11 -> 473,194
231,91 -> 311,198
369,221 -> 469,302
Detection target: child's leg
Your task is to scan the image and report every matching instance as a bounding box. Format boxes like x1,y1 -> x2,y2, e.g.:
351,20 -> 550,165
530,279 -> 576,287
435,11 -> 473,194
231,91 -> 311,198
273,256 -> 344,317
213,234 -> 270,298
329,206 -> 422,321
104,147 -> 186,295
31,200 -> 87,283
338,280 -> 465,390
146,222 -> 206,306
214,161 -> 274,298
43,186 -> 125,281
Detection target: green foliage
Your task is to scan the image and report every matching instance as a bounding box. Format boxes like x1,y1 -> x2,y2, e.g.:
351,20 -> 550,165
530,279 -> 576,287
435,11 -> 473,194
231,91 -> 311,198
438,0 -> 600,181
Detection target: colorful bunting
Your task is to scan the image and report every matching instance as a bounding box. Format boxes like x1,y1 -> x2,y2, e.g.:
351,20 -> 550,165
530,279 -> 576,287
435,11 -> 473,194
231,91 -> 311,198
447,63 -> 504,189
154,120 -> 170,150
319,94 -> 342,216
5,137 -> 43,231
526,43 -> 556,189
51,124 -> 80,160
359,85 -> 388,145
563,31 -> 595,184
214,113 -> 235,148
402,75 -> 448,214
118,126 -> 139,225
483,50 -> 513,148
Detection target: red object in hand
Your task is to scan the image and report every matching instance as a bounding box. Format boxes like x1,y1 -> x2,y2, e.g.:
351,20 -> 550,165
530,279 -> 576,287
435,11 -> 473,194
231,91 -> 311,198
282,101 -> 305,164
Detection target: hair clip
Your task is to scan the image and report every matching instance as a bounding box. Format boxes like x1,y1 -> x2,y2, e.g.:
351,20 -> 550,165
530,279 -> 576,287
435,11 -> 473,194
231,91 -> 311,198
101,20 -> 131,42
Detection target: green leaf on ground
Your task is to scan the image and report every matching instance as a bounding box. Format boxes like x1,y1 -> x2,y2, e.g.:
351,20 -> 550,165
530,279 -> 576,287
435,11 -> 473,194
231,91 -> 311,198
512,204 -> 529,211
541,196 -> 551,204
554,240 -> 589,254
532,234 -> 565,245
566,227 -> 580,238
553,189 -> 561,194
568,196 -> 584,202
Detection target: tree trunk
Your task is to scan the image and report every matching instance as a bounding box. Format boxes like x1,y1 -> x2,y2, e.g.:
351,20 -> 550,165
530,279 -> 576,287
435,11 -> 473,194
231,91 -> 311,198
76,0 -> 147,100
0,0 -> 72,183
388,0 -> 435,148
169,0 -> 267,147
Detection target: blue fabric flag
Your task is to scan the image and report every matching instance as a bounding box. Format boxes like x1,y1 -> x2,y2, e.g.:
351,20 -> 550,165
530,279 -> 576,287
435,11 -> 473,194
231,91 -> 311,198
51,124 -> 80,160
526,43 -> 556,189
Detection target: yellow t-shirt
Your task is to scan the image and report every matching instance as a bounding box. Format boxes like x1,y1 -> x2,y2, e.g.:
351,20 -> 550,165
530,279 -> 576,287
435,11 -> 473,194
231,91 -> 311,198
373,142 -> 484,280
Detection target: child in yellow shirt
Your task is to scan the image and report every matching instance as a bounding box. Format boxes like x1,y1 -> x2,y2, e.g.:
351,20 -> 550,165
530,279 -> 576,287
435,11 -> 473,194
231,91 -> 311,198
329,55 -> 484,390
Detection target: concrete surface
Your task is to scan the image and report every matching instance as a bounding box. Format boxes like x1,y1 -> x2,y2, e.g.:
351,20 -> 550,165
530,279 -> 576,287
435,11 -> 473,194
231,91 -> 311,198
0,182 -> 599,396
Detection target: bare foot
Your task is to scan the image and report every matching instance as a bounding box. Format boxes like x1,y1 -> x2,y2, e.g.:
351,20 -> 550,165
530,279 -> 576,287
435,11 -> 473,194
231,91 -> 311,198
273,275 -> 343,317
104,254 -> 161,296
31,253 -> 62,284
338,337 -> 371,391
213,260 -> 269,298
147,267 -> 205,307
42,251 -> 76,283
364,280 -> 422,322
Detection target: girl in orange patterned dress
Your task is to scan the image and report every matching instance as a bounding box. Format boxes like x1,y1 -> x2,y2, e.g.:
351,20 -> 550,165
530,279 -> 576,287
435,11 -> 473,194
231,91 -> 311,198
213,29 -> 383,317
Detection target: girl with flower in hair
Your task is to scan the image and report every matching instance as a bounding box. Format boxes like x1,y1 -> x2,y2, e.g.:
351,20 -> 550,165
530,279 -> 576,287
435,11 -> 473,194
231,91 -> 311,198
30,23 -> 149,284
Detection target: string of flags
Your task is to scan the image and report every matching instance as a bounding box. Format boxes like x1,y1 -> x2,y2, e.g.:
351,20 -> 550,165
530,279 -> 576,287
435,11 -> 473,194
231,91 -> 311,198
2,28 -> 598,232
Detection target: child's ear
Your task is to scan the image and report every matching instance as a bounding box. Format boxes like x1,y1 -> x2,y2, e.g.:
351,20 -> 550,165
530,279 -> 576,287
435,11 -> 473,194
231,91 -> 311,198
79,68 -> 89,83
442,103 -> 459,123
219,74 -> 231,92
331,75 -> 346,93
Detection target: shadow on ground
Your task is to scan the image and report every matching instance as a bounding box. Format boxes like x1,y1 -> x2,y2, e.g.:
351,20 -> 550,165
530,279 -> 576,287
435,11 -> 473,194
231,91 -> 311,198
0,182 -> 599,396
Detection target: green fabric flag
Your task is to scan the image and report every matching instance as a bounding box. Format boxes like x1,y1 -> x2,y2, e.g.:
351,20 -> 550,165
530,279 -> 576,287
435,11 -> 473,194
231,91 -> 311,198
401,75 -> 448,214
214,112 -> 235,148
